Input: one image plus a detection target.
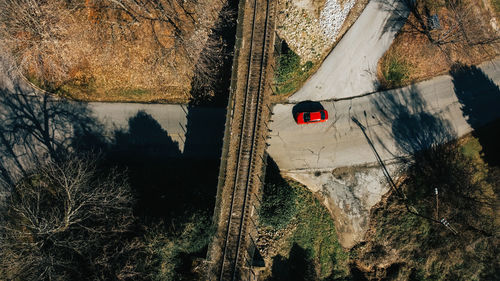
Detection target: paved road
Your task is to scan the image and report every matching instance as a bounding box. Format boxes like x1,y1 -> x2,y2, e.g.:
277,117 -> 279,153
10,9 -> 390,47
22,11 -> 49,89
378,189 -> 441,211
289,0 -> 408,101
89,103 -> 225,158
268,59 -> 500,171
0,52 -> 225,162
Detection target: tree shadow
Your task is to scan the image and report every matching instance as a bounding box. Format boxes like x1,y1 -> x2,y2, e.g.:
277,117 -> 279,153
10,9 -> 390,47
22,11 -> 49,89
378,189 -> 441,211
450,63 -> 500,166
107,109 -> 222,221
267,243 -> 317,281
0,90 -> 225,225
0,87 -> 104,186
375,0 -> 411,37
189,1 -> 237,107
292,101 -> 325,122
369,85 -> 456,159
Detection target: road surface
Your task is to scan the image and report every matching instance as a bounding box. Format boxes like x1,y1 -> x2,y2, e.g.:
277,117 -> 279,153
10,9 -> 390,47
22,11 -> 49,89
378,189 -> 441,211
289,0 -> 408,101
268,58 -> 500,171
0,52 -> 225,162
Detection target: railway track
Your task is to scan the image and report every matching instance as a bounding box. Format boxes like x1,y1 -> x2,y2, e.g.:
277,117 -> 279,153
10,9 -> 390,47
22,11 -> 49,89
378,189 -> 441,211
206,0 -> 276,279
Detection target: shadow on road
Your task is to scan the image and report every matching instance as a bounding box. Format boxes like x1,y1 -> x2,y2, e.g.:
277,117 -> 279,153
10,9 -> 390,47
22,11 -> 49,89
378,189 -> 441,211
292,101 -> 324,122
106,108 -> 223,221
0,89 -> 225,226
0,87 -> 103,186
450,63 -> 500,166
369,85 -> 456,159
375,0 -> 411,37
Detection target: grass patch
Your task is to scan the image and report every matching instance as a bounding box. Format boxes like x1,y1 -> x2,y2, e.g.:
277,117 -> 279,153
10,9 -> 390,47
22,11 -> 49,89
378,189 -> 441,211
286,183 -> 350,279
492,0 -> 500,13
143,213 -> 213,281
380,54 -> 412,89
352,134 -> 498,280
459,136 -> 483,159
260,166 -> 349,280
274,42 -> 314,95
378,0 -> 499,88
260,181 -> 298,230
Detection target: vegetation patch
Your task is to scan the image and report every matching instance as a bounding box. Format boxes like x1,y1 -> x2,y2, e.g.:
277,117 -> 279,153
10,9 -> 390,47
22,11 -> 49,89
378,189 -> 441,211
273,42 -> 314,96
492,0 -> 500,13
143,213 -> 213,281
377,0 -> 499,88
380,54 -> 412,89
0,0 -> 231,104
351,135 -> 499,280
258,159 -> 349,280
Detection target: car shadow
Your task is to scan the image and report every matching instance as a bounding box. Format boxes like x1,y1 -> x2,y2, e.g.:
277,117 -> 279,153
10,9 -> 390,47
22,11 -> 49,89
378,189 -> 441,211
292,101 -> 324,122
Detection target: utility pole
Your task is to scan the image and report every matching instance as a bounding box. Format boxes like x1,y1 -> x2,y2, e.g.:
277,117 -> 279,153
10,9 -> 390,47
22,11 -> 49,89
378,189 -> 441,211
440,218 -> 458,235
435,188 -> 439,220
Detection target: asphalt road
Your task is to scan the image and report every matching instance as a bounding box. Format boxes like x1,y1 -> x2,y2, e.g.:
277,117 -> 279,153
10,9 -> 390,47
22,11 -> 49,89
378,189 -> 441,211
0,52 -> 225,162
88,103 -> 225,158
268,58 -> 500,171
289,0 -> 408,101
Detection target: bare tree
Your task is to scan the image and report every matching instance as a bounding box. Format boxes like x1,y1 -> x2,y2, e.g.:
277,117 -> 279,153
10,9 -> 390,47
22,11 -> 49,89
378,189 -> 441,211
0,155 -> 139,280
384,0 -> 499,46
0,0 -> 80,86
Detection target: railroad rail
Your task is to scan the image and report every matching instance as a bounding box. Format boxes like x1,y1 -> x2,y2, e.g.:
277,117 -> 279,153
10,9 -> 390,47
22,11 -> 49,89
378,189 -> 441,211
206,0 -> 276,279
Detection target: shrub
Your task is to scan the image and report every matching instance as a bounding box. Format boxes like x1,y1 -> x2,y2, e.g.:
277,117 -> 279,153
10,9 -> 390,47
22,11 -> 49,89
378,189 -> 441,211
381,56 -> 411,89
274,42 -> 314,95
259,158 -> 298,230
260,181 -> 297,230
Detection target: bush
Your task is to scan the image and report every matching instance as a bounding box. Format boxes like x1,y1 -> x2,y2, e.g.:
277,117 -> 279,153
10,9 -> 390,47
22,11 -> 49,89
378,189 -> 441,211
274,42 -> 314,95
381,56 -> 411,89
259,158 -> 298,229
142,213 -> 213,281
260,182 -> 297,229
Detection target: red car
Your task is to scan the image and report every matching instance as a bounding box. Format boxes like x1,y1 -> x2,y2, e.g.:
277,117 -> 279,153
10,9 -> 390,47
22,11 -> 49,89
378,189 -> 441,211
295,109 -> 328,124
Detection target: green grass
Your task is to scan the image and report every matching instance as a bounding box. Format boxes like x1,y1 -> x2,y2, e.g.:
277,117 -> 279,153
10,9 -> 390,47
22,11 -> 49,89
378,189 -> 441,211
354,135 -> 498,280
492,0 -> 500,13
459,137 -> 482,159
274,47 -> 314,95
382,57 -> 410,88
291,185 -> 349,278
381,55 -> 412,89
143,213 -> 213,281
285,182 -> 349,279
260,181 -> 298,230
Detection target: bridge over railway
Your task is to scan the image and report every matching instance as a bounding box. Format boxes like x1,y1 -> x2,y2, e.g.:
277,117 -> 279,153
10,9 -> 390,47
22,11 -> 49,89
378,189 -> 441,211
205,0 -> 277,279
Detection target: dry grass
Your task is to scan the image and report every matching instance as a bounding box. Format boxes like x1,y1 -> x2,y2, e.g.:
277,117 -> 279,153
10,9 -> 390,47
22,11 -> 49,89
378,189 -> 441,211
378,0 -> 500,89
2,0 -> 224,103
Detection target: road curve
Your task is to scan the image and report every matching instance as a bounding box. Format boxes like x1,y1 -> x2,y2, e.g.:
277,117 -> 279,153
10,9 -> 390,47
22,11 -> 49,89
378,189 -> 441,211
289,0 -> 408,101
269,58 -> 500,171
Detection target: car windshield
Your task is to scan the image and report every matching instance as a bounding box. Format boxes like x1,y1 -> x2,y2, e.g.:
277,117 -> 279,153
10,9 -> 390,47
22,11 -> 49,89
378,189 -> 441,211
320,111 -> 325,120
303,113 -> 310,122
